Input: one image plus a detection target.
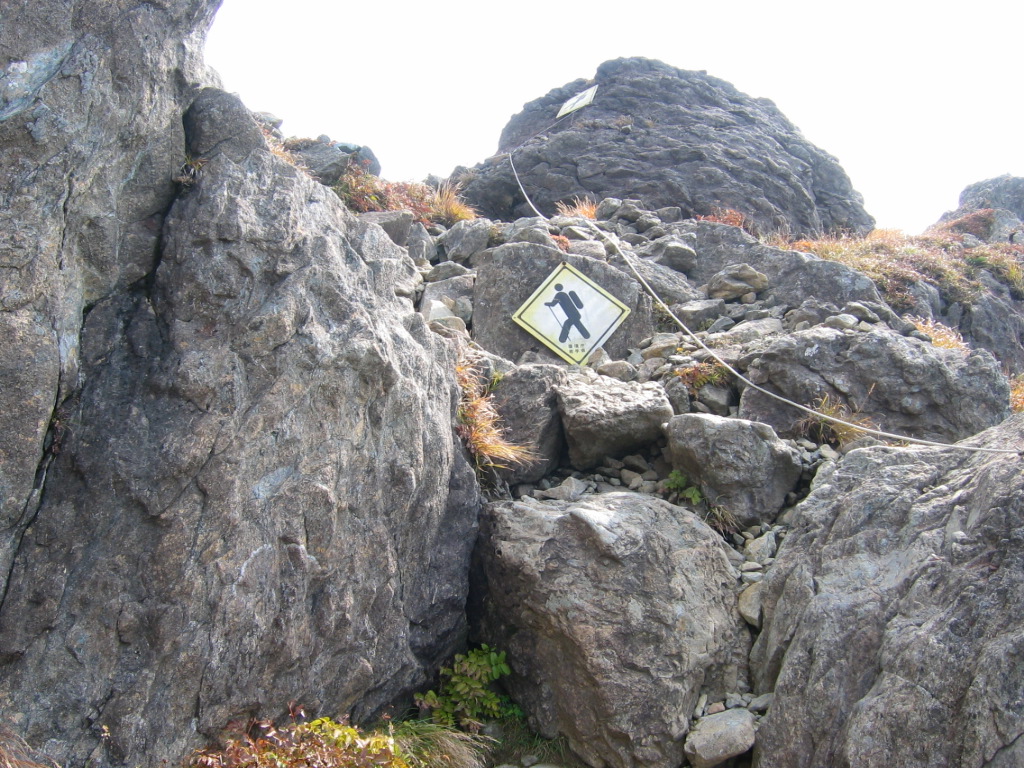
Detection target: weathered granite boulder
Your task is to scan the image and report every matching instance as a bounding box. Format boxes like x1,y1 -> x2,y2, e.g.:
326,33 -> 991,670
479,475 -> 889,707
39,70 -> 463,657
472,243 -> 654,364
706,263 -> 770,300
490,364 -> 571,484
0,85 -> 479,768
556,376 -> 674,469
738,326 -> 1010,442
683,709 -> 756,768
664,414 -> 802,527
459,57 -> 874,237
474,493 -> 748,768
751,414 -> 1024,768
290,136 -> 381,183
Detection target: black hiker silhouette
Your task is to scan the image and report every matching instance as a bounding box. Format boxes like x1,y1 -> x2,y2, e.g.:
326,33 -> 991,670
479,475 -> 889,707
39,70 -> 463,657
545,283 -> 590,342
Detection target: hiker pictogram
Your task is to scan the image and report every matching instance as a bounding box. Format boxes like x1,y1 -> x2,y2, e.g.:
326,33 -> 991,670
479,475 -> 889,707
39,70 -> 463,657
546,283 -> 591,342
512,262 -> 631,365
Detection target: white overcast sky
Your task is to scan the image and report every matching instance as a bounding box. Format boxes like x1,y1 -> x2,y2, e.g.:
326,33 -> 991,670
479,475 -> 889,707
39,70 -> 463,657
204,0 -> 1024,234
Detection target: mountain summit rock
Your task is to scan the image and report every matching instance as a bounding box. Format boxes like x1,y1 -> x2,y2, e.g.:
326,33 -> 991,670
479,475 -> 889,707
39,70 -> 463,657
458,57 -> 874,237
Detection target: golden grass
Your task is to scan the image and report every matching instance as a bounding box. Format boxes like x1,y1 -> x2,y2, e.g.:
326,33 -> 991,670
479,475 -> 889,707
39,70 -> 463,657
455,347 -> 536,472
554,197 -> 597,219
784,225 -> 1024,310
0,725 -> 56,768
796,392 -> 878,448
429,181 -> 477,226
907,316 -> 970,352
1011,374 -> 1024,413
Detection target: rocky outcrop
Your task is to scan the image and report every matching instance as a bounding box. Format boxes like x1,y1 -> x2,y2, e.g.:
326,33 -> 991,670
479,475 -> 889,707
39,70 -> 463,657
0,59 -> 478,768
751,414 -> 1024,768
458,57 -> 874,237
473,492 -> 748,768
737,326 -> 1010,442
938,174 -> 1024,240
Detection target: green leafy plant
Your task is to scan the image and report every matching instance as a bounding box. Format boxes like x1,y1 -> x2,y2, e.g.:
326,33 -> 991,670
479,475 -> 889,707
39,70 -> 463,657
415,645 -> 519,730
664,470 -> 703,505
674,361 -> 729,397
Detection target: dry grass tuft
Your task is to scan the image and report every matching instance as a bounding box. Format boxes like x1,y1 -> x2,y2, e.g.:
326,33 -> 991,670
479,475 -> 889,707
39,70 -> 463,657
455,347 -> 536,473
796,392 -> 878,448
696,207 -> 757,235
784,227 -> 1024,310
907,316 -> 970,352
1011,374 -> 1024,413
554,197 -> 597,219
430,181 -> 477,226
262,128 -> 307,170
551,234 -> 571,253
0,725 -> 56,768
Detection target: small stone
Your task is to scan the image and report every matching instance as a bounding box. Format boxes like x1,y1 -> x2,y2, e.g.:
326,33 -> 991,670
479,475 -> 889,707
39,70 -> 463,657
740,571 -> 763,584
622,454 -> 651,472
725,693 -> 746,709
521,755 -> 540,767
738,582 -> 763,628
819,444 -> 841,461
824,313 -> 859,330
694,693 -> 709,719
748,692 -> 774,713
739,561 -> 762,572
745,531 -> 777,564
683,709 -> 756,768
706,701 -> 726,715
740,292 -> 757,304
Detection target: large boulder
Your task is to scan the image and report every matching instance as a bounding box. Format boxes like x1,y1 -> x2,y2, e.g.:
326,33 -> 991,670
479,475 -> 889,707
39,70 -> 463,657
664,414 -> 802,527
737,326 -> 1010,443
472,242 -> 654,363
490,363 -> 571,484
750,414 -> 1024,768
458,57 -> 874,237
473,493 -> 748,768
0,86 -> 479,768
556,375 -> 674,469
936,174 -> 1024,242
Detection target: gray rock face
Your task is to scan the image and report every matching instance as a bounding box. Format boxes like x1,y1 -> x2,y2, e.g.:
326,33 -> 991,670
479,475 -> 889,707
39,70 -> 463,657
751,415 -> 1024,768
556,376 -> 674,469
664,414 -> 801,527
472,243 -> 654,363
459,58 -> 874,237
738,326 -> 1010,443
0,85 -> 479,768
474,493 -> 747,768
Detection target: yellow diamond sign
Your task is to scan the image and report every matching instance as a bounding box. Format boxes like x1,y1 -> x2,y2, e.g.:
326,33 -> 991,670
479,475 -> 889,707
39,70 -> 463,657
512,262 -> 631,365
